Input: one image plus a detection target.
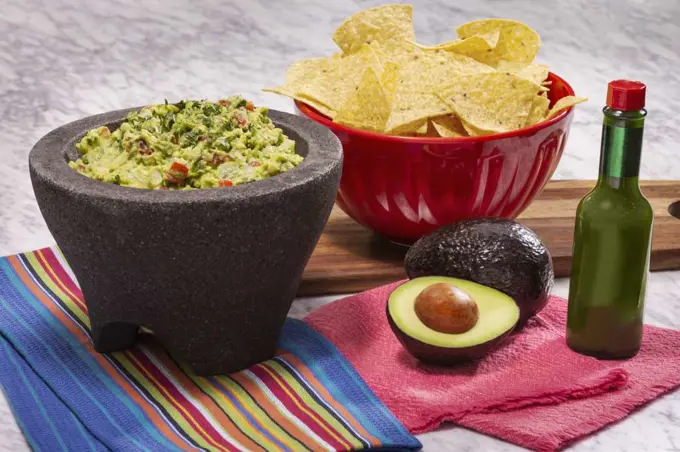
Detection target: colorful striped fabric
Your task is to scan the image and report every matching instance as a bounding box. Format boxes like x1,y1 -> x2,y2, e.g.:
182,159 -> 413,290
0,247 -> 422,452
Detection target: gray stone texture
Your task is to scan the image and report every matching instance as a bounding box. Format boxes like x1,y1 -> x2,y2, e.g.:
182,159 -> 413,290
28,107 -> 342,375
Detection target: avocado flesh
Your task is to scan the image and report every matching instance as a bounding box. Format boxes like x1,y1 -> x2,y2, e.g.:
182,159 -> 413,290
388,276 -> 519,349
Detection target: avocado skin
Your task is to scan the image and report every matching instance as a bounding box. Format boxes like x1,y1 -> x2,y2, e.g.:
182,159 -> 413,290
404,218 -> 554,323
386,304 -> 515,365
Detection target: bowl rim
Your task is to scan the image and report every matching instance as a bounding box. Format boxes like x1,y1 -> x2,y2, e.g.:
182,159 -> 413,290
295,71 -> 576,143
28,107 -> 342,205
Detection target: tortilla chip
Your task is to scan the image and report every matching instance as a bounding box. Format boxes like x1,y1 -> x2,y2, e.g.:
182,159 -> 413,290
545,96 -> 588,120
380,61 -> 401,101
411,39 -> 460,51
384,50 -> 495,134
265,8 -> 585,137
418,49 -> 497,75
447,29 -> 501,57
282,56 -> 331,85
425,120 -> 441,136
458,120 -> 484,136
427,29 -> 504,62
415,122 -> 429,134
334,67 -> 391,132
332,4 -> 416,56
383,97 -> 443,135
297,97 -> 337,119
263,44 -> 383,113
307,45 -> 384,111
456,19 -> 541,67
264,85 -> 337,118
436,72 -> 540,133
386,107 -> 433,135
407,122 -> 429,136
525,94 -> 551,126
263,57 -> 335,108
430,114 -> 468,137
366,41 -> 394,68
497,60 -> 549,85
413,28 -> 500,54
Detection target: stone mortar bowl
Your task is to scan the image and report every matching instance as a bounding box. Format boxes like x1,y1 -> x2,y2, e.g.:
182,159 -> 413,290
28,107 -> 342,375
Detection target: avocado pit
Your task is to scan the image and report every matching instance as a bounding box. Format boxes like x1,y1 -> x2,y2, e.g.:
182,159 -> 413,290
414,282 -> 479,334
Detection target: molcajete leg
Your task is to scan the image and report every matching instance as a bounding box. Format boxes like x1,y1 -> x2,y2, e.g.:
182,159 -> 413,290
91,321 -> 139,352
149,290 -> 294,376
83,283 -> 141,352
154,323 -> 284,376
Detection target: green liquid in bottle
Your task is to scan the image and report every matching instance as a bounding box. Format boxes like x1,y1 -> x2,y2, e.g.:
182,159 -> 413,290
566,105 -> 653,359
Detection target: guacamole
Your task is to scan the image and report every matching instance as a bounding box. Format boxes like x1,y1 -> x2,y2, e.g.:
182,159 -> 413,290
69,96 -> 303,189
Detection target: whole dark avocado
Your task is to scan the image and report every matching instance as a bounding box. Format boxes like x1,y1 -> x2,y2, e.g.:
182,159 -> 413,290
404,218 -> 554,323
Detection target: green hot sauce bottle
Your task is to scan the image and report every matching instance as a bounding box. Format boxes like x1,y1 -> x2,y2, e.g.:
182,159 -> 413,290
566,80 -> 652,359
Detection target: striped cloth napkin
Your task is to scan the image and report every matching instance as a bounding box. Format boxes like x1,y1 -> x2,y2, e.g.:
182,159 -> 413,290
0,247 -> 421,452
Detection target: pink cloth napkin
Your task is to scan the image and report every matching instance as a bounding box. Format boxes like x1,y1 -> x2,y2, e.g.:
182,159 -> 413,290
304,280 -> 680,451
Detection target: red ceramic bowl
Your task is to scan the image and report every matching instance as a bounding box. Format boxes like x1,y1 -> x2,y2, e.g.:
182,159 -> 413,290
295,72 -> 575,244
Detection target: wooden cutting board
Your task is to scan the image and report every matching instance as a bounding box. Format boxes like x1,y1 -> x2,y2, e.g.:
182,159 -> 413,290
297,180 -> 680,297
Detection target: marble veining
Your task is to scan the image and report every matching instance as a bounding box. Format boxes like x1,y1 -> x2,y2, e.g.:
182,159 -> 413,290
2,0 -> 680,450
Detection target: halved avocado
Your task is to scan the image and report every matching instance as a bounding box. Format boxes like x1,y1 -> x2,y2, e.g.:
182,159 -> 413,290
387,276 -> 519,365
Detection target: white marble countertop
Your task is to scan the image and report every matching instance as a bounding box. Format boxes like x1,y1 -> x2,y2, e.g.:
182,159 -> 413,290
2,0 -> 680,450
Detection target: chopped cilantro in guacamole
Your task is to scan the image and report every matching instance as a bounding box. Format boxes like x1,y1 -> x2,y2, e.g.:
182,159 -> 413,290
68,96 -> 303,189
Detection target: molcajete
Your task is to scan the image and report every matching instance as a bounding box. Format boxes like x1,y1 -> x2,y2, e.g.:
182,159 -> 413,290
28,106 -> 342,375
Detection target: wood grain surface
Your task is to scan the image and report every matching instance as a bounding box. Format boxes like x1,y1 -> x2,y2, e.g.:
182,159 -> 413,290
297,180 -> 680,297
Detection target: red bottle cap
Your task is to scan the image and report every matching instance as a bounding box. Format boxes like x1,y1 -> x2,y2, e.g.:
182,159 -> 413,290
606,80 -> 646,111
